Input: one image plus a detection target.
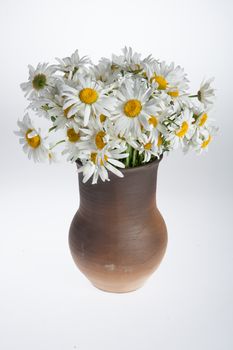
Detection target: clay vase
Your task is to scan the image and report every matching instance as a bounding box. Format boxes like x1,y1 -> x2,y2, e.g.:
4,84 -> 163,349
69,158 -> 167,293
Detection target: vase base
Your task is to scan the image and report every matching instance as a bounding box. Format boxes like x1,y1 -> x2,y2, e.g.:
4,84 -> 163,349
91,281 -> 145,294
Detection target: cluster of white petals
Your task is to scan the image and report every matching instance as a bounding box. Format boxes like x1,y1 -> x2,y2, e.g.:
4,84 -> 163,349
16,48 -> 217,184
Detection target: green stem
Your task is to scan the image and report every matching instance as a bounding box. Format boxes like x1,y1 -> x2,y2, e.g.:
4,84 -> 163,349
50,139 -> 66,150
125,144 -> 132,167
168,119 -> 179,127
138,153 -> 144,166
130,146 -> 134,167
49,126 -> 57,132
132,149 -> 137,167
189,94 -> 198,98
125,156 -> 129,168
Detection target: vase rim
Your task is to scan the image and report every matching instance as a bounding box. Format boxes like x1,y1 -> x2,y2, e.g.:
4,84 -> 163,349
76,155 -> 162,173
119,155 -> 162,173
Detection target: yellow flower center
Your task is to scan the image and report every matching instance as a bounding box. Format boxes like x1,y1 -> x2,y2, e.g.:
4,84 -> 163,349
124,99 -> 142,118
100,114 -> 107,123
95,131 -> 106,150
79,88 -> 98,104
111,64 -> 119,71
157,133 -> 162,146
149,115 -> 158,128
67,128 -> 80,142
32,74 -> 47,90
201,135 -> 212,148
176,121 -> 189,138
91,152 -> 97,164
25,129 -> 41,148
168,90 -> 179,98
91,152 -> 108,165
199,113 -> 208,127
151,75 -> 168,90
144,142 -> 152,150
64,105 -> 74,118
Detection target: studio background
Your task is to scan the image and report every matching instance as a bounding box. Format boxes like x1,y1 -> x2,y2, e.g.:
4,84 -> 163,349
0,0 -> 232,349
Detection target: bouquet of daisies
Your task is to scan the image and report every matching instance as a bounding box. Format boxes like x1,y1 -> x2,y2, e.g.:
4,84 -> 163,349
16,47 -> 217,184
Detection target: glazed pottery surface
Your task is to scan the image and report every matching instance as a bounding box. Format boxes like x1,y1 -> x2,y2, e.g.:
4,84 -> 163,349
69,158 -> 167,293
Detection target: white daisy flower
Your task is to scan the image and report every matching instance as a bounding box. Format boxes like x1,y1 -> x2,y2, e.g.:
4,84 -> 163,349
121,46 -> 141,68
148,120 -> 167,149
28,96 -> 55,119
55,49 -> 91,78
195,111 -> 210,128
55,114 -> 82,132
90,58 -> 119,85
28,83 -> 63,119
190,104 -> 216,129
44,95 -> 84,131
65,126 -> 82,143
61,125 -> 87,162
75,119 -> 127,157
20,63 -> 56,100
197,78 -> 215,107
190,125 -> 218,153
164,91 -> 194,114
112,79 -> 158,138
15,113 -> 48,162
78,125 -> 110,152
62,76 -> 116,126
148,61 -> 189,99
47,148 -> 59,164
167,109 -> 195,149
112,47 -> 156,75
94,111 -> 114,130
62,145 -> 81,162
130,133 -> 162,163
143,98 -> 169,142
77,144 -> 128,184
17,50 -> 218,184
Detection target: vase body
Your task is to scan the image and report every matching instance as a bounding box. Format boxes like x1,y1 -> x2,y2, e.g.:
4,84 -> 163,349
69,159 -> 167,293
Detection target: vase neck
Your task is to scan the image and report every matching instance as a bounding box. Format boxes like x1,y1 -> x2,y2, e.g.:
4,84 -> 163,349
77,160 -> 160,217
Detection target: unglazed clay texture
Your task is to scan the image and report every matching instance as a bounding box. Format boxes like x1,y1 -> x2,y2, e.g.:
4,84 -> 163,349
69,159 -> 167,293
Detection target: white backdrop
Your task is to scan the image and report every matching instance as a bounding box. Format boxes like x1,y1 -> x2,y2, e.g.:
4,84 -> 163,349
0,0 -> 233,349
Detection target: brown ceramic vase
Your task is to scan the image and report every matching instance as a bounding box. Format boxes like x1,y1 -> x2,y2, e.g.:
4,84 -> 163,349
69,157 -> 167,293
